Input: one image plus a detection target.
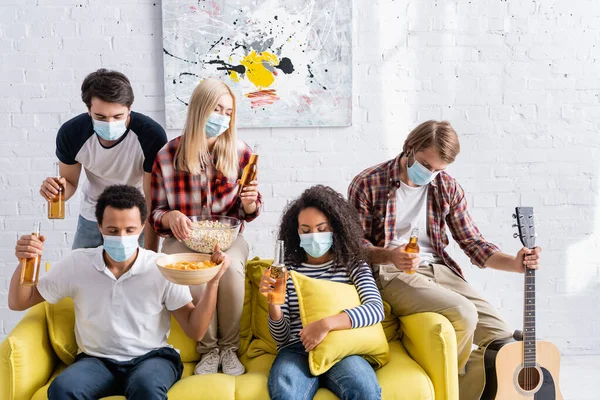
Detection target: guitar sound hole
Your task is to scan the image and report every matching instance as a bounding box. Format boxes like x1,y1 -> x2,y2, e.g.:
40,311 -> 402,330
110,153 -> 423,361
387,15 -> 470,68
518,367 -> 541,391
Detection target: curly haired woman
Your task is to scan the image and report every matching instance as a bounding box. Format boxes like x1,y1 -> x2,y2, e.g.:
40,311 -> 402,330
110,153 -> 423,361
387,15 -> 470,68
260,185 -> 384,400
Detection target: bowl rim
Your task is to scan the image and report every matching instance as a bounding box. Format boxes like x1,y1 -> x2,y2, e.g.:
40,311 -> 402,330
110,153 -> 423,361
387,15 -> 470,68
187,215 -> 242,230
156,253 -> 223,272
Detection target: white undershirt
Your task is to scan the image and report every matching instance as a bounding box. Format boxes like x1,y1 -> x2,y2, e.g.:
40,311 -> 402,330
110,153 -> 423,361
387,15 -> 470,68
388,181 -> 442,265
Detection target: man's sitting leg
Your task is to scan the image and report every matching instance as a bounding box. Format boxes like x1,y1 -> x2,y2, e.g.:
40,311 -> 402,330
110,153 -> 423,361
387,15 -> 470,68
431,265 -> 514,399
123,348 -> 183,400
48,355 -> 117,400
378,265 -> 479,374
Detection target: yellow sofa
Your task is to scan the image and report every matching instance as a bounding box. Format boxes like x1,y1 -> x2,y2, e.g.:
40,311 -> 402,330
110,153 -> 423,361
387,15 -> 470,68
0,260 -> 458,400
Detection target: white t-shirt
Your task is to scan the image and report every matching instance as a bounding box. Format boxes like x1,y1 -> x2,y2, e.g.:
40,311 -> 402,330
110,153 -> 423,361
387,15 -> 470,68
388,181 -> 442,265
55,112 -> 167,222
37,247 -> 192,362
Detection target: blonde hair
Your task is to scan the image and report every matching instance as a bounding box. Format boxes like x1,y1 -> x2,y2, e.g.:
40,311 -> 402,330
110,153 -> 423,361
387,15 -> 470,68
402,120 -> 460,163
174,78 -> 238,178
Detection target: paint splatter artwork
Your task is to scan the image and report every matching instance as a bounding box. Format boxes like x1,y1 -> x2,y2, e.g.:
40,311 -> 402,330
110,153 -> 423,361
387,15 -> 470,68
162,0 -> 352,128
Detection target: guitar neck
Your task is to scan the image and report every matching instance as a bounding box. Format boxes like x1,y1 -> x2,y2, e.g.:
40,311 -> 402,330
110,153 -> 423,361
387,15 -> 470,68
523,266 -> 536,367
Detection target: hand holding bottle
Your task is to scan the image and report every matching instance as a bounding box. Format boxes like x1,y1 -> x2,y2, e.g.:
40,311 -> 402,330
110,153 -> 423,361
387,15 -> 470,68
389,244 -> 420,273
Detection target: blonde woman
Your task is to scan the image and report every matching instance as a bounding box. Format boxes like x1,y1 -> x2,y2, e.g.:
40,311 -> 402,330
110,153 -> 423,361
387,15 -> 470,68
150,78 -> 261,376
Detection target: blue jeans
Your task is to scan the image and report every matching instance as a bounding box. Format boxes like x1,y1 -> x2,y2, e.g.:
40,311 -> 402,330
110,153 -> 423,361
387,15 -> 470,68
72,215 -> 144,250
47,347 -> 183,400
268,342 -> 382,400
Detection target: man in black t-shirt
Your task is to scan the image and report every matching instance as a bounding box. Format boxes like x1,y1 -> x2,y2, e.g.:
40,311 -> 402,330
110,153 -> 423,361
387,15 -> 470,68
39,69 -> 167,251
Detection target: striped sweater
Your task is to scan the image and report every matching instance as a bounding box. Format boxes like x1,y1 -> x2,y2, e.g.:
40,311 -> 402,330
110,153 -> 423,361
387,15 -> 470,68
268,260 -> 385,349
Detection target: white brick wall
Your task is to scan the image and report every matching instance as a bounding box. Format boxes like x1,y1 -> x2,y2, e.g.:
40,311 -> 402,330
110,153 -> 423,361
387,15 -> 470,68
0,0 -> 598,355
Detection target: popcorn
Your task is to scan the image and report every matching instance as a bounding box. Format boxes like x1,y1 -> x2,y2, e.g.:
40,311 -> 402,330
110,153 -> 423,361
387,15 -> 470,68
183,219 -> 239,253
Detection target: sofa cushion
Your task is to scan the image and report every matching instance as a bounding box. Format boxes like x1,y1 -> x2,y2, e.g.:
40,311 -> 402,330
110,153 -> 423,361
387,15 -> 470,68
238,270 -> 254,356
290,270 -> 390,376
164,373 -> 236,400
167,315 -> 201,363
382,301 -> 400,342
33,344 -> 434,400
241,340 -> 434,400
0,304 -> 56,400
375,341 -> 435,400
235,353 -> 274,400
45,298 -> 77,365
400,313 -> 459,400
245,259 -> 278,357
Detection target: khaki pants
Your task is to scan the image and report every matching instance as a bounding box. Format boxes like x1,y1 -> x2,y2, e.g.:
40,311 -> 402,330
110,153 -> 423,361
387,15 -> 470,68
162,235 -> 249,354
377,263 -> 513,400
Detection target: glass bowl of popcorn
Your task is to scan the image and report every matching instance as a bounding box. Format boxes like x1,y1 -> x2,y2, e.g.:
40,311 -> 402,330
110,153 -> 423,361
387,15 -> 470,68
183,216 -> 241,254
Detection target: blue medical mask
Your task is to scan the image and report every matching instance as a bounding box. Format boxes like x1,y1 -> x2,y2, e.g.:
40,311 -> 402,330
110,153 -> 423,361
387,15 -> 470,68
102,234 -> 140,262
299,232 -> 334,258
406,154 -> 440,186
205,113 -> 231,138
93,117 -> 128,141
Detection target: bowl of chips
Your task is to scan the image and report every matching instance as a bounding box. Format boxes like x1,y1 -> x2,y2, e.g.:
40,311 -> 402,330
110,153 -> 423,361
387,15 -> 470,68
156,253 -> 222,285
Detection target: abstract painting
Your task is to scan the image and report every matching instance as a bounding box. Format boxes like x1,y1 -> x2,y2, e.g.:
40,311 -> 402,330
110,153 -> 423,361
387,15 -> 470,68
162,0 -> 352,128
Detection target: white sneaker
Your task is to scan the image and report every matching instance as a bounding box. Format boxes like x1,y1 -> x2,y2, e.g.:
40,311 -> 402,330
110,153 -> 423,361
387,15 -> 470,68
220,347 -> 245,376
194,348 -> 220,375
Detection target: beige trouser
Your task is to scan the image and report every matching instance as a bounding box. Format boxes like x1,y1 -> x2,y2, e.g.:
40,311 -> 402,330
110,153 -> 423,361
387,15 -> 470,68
377,263 -> 513,400
162,235 -> 249,354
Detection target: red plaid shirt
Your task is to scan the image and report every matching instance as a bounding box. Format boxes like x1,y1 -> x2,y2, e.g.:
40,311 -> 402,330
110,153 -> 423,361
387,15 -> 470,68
150,137 -> 262,237
348,153 -> 499,279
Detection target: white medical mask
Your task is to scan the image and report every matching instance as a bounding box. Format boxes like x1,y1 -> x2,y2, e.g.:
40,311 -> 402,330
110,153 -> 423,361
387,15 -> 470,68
103,234 -> 140,262
406,154 -> 440,186
205,113 -> 231,138
93,117 -> 128,141
299,232 -> 334,258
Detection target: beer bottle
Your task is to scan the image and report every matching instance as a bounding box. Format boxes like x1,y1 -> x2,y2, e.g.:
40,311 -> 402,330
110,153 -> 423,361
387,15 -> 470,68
404,228 -> 420,274
20,222 -> 42,286
238,144 -> 259,196
268,240 -> 287,305
48,162 -> 65,219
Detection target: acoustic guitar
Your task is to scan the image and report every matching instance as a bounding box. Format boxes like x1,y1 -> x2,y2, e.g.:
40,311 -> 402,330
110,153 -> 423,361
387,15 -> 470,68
480,207 -> 563,399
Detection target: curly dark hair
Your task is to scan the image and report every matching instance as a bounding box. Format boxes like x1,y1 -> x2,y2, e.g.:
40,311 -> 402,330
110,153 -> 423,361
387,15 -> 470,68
81,68 -> 134,108
95,185 -> 147,225
278,185 -> 366,268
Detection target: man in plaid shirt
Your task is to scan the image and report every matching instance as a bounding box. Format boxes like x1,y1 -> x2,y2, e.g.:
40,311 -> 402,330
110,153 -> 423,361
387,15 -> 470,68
348,120 -> 542,400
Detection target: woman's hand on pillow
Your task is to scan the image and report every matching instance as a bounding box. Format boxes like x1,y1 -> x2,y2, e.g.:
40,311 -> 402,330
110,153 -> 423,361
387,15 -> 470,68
299,319 -> 330,352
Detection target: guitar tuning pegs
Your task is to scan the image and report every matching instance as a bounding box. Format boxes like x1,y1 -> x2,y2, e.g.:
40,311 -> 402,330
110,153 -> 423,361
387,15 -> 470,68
512,224 -> 518,228
513,233 -> 519,238
512,213 -> 517,219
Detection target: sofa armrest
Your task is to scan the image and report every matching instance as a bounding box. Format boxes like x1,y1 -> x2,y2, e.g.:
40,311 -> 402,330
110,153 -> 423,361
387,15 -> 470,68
400,312 -> 458,400
0,303 -> 57,400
